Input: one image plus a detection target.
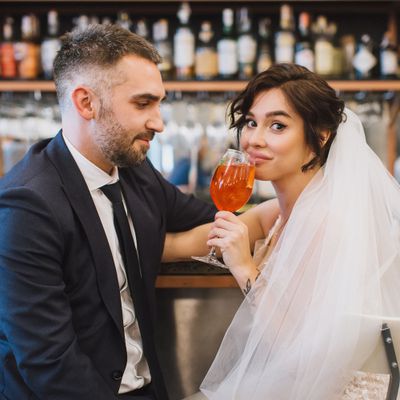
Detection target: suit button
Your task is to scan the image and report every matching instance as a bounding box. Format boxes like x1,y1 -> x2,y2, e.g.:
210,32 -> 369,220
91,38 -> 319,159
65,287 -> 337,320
111,370 -> 123,381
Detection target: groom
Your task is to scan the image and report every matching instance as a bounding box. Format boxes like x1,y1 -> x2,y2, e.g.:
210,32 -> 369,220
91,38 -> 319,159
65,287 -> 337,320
0,24 -> 215,400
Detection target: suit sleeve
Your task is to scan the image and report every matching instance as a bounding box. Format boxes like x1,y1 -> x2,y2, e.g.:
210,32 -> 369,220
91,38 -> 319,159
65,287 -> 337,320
148,162 -> 217,232
0,187 -> 118,400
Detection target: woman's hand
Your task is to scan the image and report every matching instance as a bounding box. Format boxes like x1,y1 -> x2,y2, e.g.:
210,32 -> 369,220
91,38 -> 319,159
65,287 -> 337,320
207,211 -> 259,294
207,211 -> 252,269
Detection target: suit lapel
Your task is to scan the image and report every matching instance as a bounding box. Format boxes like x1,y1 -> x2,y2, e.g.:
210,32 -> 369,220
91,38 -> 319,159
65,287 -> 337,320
46,133 -> 124,338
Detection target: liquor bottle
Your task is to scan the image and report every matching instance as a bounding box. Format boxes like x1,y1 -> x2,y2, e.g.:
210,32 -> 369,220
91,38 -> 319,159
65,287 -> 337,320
73,15 -> 90,31
341,35 -> 356,79
195,21 -> 218,80
330,23 -> 344,78
313,15 -> 335,78
41,10 -> 61,80
15,14 -> 41,79
256,18 -> 272,74
352,34 -> 378,79
295,12 -> 314,72
275,4 -> 295,64
153,19 -> 173,80
380,31 -> 398,79
216,8 -> 238,80
134,19 -> 150,40
237,7 -> 257,80
0,17 -> 17,79
173,2 -> 195,80
116,11 -> 132,31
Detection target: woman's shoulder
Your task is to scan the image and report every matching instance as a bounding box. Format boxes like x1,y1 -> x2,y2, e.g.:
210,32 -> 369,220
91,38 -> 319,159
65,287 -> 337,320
244,198 -> 280,238
258,198 -> 281,237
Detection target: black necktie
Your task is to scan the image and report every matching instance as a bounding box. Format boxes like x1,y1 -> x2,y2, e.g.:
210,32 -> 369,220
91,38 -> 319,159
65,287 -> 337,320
100,182 -> 168,400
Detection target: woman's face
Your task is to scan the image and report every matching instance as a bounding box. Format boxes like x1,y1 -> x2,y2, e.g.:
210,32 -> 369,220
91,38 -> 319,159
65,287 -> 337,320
240,88 -> 315,184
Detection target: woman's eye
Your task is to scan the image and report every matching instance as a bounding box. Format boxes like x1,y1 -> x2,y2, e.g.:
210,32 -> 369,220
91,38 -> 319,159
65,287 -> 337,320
271,122 -> 286,131
245,119 -> 257,128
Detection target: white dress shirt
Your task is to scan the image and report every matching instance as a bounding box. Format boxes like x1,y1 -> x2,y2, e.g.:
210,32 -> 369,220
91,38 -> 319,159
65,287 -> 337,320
63,135 -> 151,393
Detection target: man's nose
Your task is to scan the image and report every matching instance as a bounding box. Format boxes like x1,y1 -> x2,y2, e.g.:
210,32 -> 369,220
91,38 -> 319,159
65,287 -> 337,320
146,108 -> 164,133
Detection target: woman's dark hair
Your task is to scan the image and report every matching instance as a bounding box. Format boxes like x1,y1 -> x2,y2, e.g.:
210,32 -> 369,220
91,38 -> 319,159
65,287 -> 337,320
229,63 -> 345,171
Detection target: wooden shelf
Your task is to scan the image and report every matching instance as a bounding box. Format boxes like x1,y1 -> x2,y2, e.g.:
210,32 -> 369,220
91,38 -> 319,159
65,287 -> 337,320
1,80 -> 400,93
155,274 -> 238,288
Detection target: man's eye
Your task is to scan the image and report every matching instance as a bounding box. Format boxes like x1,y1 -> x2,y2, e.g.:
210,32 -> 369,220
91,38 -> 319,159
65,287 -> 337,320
136,102 -> 149,108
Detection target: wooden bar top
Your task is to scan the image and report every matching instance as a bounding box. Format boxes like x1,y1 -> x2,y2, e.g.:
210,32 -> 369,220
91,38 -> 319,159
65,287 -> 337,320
156,262 -> 238,288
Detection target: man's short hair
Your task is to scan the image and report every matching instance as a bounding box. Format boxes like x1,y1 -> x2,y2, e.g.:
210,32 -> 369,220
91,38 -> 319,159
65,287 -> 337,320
53,23 -> 161,109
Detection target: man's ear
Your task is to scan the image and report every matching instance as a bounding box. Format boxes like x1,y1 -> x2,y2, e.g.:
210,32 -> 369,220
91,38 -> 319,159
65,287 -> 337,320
71,86 -> 98,120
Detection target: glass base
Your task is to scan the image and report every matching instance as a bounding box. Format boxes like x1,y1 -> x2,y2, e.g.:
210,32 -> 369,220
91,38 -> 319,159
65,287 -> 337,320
191,255 -> 229,269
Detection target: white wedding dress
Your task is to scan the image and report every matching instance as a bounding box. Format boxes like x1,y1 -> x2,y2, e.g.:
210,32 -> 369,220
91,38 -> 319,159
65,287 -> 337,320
195,109 -> 400,400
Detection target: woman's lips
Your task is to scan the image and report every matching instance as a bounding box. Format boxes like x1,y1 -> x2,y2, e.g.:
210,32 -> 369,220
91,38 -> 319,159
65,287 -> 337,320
247,151 -> 273,164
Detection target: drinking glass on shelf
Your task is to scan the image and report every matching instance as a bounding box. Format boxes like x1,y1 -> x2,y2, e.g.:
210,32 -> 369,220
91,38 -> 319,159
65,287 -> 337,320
192,148 -> 255,268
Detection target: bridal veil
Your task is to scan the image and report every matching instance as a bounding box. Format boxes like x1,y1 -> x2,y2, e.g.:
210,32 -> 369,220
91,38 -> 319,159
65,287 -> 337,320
200,108 -> 400,399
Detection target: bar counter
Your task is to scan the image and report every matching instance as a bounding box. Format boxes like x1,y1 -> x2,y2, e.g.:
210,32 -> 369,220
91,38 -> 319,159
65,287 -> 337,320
156,261 -> 238,288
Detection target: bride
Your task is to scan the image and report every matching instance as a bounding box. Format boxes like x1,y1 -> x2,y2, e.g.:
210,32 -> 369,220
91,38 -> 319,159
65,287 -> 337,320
178,63 -> 400,399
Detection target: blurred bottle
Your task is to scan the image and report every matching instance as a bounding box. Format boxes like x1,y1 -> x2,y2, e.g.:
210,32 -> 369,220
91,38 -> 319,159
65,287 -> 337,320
1,17 -> 17,79
41,10 -> 61,80
153,19 -> 173,80
217,8 -> 238,80
256,18 -> 272,74
15,14 -> 41,79
195,21 -> 218,80
341,34 -> 356,79
313,15 -> 335,78
74,15 -> 90,31
134,19 -> 150,40
237,7 -> 257,80
174,2 -> 195,80
295,12 -> 314,72
353,34 -> 378,79
380,31 -> 398,79
275,4 -> 295,64
116,11 -> 132,31
330,23 -> 344,78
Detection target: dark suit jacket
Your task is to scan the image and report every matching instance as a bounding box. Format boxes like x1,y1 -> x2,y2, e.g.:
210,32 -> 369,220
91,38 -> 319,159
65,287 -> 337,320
0,133 -> 216,400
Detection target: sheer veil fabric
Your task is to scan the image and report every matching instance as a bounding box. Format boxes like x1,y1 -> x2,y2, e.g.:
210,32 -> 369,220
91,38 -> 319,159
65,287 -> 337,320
200,109 -> 400,399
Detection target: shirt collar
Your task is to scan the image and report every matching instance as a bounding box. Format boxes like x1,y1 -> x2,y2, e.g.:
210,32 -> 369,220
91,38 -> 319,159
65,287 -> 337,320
63,133 -> 119,192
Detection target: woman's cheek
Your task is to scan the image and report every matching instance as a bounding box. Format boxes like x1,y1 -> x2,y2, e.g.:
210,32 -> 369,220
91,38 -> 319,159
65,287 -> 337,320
240,132 -> 249,150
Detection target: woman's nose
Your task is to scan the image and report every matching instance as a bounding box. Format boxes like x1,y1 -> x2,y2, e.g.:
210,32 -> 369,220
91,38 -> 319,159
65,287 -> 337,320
247,127 -> 266,147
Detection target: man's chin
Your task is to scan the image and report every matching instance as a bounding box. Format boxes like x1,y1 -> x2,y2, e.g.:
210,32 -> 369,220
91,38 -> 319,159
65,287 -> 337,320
113,151 -> 147,168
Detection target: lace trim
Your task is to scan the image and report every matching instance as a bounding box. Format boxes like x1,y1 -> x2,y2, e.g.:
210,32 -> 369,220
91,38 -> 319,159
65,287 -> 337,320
342,371 -> 391,400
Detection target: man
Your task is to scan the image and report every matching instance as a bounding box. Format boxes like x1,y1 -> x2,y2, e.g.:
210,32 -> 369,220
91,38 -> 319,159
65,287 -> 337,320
0,24 -> 215,400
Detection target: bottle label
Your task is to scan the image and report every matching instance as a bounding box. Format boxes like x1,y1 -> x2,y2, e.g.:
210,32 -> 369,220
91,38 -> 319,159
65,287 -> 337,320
217,39 -> 238,75
257,53 -> 272,73
0,43 -> 17,78
155,41 -> 172,72
295,48 -> 315,72
174,29 -> 195,68
41,39 -> 61,77
237,35 -> 257,64
315,41 -> 334,75
195,48 -> 218,79
352,46 -> 377,74
381,50 -> 398,76
15,42 -> 40,79
275,32 -> 295,63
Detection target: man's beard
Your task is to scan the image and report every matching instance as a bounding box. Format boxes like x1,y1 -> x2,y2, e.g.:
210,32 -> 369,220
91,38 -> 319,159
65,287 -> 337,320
94,108 -> 154,168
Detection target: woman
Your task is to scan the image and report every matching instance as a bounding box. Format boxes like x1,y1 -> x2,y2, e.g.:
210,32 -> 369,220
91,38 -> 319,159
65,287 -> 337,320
196,64 -> 400,399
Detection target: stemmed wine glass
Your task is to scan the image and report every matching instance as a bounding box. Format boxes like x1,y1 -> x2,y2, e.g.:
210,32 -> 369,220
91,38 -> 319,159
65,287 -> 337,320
192,148 -> 255,268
